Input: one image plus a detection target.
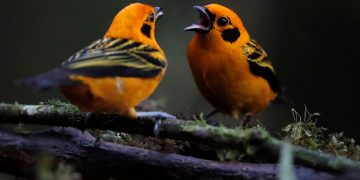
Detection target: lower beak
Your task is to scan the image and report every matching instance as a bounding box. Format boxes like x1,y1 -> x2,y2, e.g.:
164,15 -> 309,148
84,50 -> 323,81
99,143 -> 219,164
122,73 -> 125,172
184,6 -> 212,32
155,7 -> 164,20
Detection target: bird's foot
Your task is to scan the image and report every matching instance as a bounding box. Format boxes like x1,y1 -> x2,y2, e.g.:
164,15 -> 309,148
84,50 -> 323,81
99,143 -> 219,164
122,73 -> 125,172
199,114 -> 220,126
242,114 -> 261,128
136,111 -> 176,120
243,114 -> 254,128
84,112 -> 94,124
205,109 -> 219,119
153,119 -> 162,137
136,111 -> 176,137
193,110 -> 220,126
78,112 -> 94,132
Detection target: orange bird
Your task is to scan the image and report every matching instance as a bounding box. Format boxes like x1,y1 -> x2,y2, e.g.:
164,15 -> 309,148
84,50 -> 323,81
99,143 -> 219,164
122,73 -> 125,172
185,4 -> 283,120
20,3 -> 173,119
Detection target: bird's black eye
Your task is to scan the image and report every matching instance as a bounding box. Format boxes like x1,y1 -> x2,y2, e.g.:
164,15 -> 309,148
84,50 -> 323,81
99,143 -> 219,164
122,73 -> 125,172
217,17 -> 229,27
148,13 -> 155,22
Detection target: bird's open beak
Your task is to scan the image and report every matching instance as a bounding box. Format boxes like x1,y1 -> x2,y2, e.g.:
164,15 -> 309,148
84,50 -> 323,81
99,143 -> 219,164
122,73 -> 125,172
155,7 -> 164,20
184,6 -> 212,32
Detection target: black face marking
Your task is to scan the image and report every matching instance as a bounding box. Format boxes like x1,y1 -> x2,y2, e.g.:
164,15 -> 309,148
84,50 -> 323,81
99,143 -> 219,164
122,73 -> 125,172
141,24 -> 151,38
221,28 -> 240,43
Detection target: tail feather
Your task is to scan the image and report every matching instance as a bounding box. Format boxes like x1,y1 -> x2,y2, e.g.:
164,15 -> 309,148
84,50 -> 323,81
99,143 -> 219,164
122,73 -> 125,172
16,68 -> 78,91
267,82 -> 293,106
273,92 -> 294,106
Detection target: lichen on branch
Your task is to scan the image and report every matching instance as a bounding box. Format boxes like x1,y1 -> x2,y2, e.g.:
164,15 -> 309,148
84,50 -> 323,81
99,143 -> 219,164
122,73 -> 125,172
0,102 -> 360,173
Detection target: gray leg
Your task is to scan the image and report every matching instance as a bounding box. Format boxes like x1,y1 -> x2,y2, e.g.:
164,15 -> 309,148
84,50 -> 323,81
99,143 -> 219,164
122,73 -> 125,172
205,109 -> 219,119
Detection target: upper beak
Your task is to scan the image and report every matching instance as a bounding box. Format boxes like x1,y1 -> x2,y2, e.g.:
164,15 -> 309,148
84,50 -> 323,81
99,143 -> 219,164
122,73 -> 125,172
155,7 -> 164,20
184,6 -> 212,32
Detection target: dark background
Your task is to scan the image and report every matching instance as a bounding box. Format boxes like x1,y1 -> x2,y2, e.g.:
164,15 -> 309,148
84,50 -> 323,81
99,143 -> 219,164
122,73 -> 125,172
0,0 -> 360,139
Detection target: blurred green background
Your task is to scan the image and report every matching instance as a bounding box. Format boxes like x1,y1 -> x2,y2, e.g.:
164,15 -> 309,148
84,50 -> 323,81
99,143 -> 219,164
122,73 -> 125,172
0,0 -> 360,139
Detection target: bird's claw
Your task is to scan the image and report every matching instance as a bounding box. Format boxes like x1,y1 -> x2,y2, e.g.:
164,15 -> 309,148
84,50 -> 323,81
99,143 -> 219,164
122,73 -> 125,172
153,119 -> 162,137
136,111 -> 176,120
78,112 -> 94,132
84,112 -> 93,124
243,114 -> 259,128
136,111 -> 175,137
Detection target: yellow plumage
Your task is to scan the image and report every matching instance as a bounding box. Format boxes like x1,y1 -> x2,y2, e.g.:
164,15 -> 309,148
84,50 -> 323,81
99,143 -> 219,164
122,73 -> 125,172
20,3 -> 167,118
185,4 -> 282,119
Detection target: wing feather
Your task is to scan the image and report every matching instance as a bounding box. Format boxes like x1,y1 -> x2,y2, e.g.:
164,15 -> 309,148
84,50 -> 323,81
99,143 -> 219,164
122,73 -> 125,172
243,39 -> 282,93
61,38 -> 166,78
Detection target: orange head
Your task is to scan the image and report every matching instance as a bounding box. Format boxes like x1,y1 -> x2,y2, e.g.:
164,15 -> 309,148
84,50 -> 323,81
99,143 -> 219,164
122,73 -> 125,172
105,3 -> 164,49
185,4 -> 250,46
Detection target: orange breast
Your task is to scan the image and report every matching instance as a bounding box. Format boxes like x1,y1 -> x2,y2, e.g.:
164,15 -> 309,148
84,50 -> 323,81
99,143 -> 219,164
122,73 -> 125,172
187,36 -> 276,118
60,71 -> 164,118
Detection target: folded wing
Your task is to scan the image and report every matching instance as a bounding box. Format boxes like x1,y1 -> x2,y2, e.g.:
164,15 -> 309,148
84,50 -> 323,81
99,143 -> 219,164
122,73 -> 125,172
243,39 -> 282,94
62,38 -> 166,78
18,38 -> 166,91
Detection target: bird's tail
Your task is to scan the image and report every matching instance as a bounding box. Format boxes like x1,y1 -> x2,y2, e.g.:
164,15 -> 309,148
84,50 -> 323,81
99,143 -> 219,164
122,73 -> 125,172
272,93 -> 294,106
15,68 -> 78,91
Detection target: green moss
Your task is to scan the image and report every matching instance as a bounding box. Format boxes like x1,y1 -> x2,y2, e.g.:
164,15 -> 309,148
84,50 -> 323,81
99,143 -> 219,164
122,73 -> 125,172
182,121 -> 270,161
43,99 -> 80,114
91,129 -> 133,146
36,154 -> 81,180
323,132 -> 360,160
216,148 -> 244,162
212,127 -> 269,161
90,130 -> 190,154
282,106 -> 360,160
41,99 -> 81,122
191,113 -> 208,127
13,122 -> 31,134
13,101 -> 22,113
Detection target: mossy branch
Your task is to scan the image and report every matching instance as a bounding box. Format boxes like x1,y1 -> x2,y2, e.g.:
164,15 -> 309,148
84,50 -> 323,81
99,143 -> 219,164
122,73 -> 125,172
0,128 -> 335,179
0,102 -> 360,173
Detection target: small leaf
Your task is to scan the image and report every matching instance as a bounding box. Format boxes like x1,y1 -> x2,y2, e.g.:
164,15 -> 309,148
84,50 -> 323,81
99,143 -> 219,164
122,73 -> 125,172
282,124 -> 292,132
303,129 -> 313,137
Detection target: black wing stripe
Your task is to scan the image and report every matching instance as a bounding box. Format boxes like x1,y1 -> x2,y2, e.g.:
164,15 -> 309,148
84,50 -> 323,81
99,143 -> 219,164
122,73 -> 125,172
248,52 -> 261,60
121,41 -> 143,50
248,61 -> 282,93
65,66 -> 161,78
140,47 -> 160,52
136,52 -> 166,68
66,52 -> 164,68
107,39 -> 128,48
61,38 -> 166,78
64,52 -> 130,64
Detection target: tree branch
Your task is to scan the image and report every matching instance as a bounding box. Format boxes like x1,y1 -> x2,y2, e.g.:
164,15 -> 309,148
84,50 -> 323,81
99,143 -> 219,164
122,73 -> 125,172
0,128 -> 335,179
0,103 -> 359,173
